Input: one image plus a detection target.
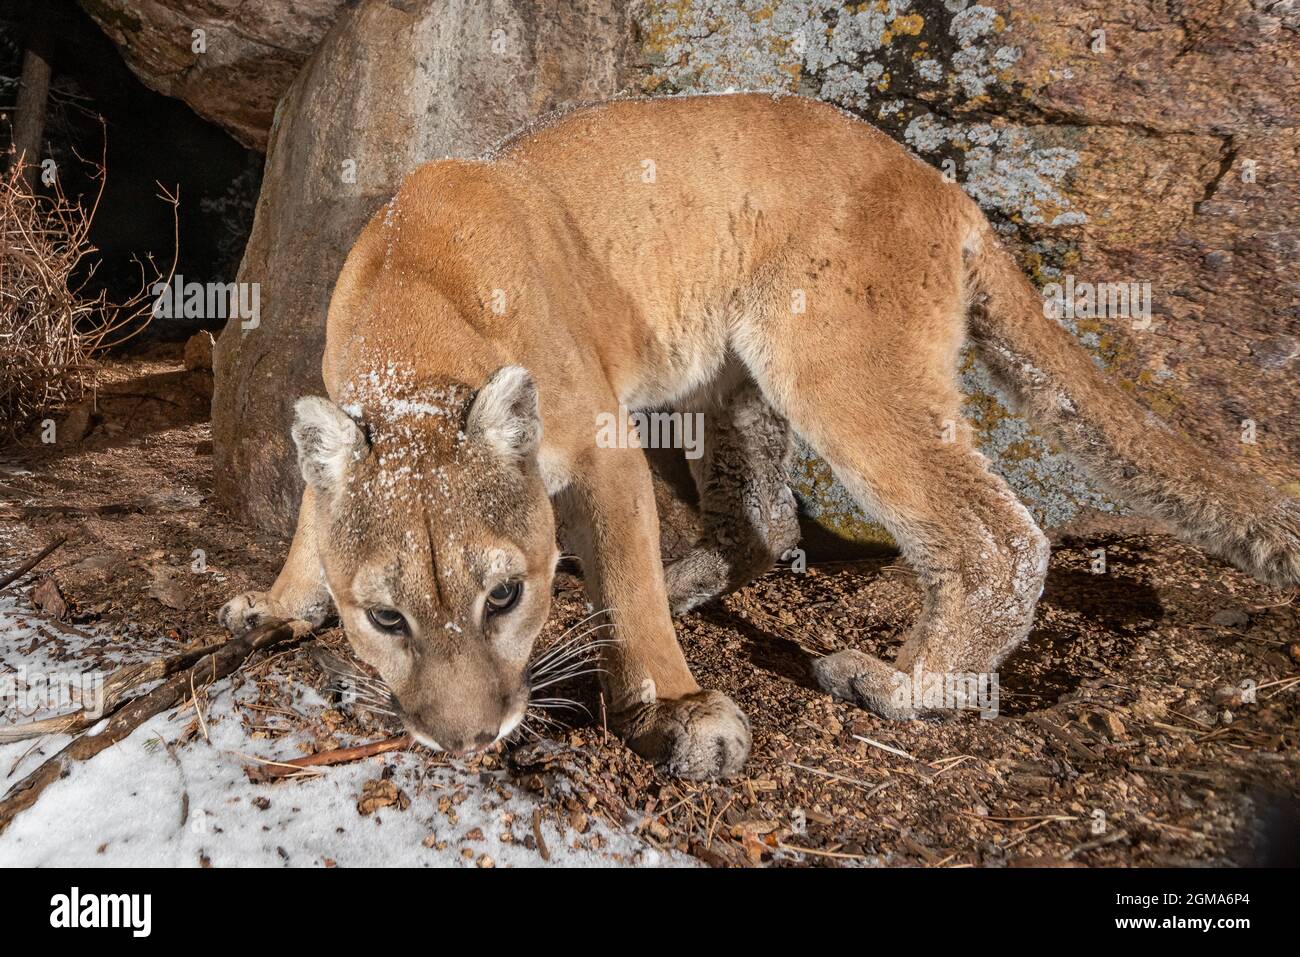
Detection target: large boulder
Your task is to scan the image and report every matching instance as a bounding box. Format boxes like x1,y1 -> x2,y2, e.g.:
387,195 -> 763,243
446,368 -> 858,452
211,0 -> 640,534
79,0 -> 351,149
637,0 -> 1300,540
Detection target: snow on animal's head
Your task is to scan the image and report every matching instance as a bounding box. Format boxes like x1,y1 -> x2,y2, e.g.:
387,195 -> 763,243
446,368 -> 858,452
289,366 -> 556,755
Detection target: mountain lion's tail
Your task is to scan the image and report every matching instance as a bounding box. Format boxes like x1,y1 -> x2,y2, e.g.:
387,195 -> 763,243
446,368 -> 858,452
964,226 -> 1300,589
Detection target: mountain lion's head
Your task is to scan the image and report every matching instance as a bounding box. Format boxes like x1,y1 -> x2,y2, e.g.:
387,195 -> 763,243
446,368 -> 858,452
291,365 -> 557,753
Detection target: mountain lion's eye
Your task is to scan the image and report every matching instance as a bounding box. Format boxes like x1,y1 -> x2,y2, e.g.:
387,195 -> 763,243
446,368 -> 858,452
486,580 -> 522,615
366,607 -> 408,634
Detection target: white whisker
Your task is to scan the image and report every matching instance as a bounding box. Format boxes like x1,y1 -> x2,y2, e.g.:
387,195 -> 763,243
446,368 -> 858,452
530,697 -> 590,714
527,630 -> 620,677
528,619 -> 619,672
528,667 -> 608,692
530,658 -> 609,684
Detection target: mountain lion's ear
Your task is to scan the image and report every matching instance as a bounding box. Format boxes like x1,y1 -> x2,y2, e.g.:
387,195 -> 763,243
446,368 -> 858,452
468,365 -> 542,460
292,396 -> 369,492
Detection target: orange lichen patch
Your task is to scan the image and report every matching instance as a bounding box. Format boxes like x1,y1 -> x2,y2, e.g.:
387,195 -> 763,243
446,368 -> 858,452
891,13 -> 925,36
1132,369 -> 1182,419
638,0 -> 694,58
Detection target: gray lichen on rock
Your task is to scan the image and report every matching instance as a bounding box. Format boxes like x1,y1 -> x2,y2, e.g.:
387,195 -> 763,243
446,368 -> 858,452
903,116 -> 1085,228
958,358 -> 1118,528
641,1 -> 923,95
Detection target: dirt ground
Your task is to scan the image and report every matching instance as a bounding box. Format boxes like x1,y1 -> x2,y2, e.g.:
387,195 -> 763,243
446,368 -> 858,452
2,346 -> 1297,867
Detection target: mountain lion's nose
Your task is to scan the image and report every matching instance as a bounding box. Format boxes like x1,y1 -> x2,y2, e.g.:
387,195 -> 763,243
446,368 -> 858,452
442,729 -> 498,755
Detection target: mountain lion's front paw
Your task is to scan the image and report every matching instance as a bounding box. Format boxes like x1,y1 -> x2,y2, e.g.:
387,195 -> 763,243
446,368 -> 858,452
617,689 -> 751,780
812,649 -> 917,720
218,591 -> 293,637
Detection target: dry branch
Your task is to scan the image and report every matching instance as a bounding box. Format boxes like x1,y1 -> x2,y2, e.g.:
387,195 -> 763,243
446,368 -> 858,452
0,620 -> 302,834
0,534 -> 65,590
243,735 -> 413,783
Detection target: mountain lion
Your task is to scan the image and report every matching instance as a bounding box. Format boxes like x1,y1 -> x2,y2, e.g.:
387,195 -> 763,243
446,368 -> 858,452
220,93 -> 1300,779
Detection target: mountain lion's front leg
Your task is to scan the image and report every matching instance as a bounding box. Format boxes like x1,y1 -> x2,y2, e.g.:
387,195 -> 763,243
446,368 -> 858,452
557,447 -> 751,779
218,486 -> 333,636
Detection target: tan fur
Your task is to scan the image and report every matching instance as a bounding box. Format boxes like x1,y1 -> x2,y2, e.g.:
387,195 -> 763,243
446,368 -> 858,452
221,93 -> 1299,777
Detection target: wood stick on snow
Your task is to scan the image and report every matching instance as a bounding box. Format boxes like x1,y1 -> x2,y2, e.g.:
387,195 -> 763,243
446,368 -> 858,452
244,735 -> 413,783
0,535 -> 66,590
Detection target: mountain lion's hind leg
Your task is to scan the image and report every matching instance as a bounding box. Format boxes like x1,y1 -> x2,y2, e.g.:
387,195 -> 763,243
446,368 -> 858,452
218,486 -> 333,636
664,379 -> 800,614
747,337 -> 1049,720
555,446 -> 751,779
810,441 -> 1049,720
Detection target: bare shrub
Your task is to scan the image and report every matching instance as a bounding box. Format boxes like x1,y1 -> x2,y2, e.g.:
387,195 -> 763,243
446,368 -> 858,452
0,152 -> 176,441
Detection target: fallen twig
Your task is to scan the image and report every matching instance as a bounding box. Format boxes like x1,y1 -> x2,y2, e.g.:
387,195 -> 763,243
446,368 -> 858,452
787,761 -> 892,797
0,535 -> 66,590
532,807 -> 550,862
1064,828 -> 1130,860
1026,713 -> 1103,762
851,733 -> 915,761
776,842 -> 872,862
0,619 -> 303,834
960,812 -> 1076,824
0,504 -> 143,518
244,734 -> 412,783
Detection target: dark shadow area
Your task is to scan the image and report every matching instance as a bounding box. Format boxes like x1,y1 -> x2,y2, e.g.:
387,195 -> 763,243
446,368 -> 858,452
998,546 -> 1165,716
1246,793 -> 1300,867
697,601 -> 825,691
4,360 -> 213,458
644,445 -> 697,504
1,0 -> 261,343
1043,536 -> 1166,626
800,517 -> 898,563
